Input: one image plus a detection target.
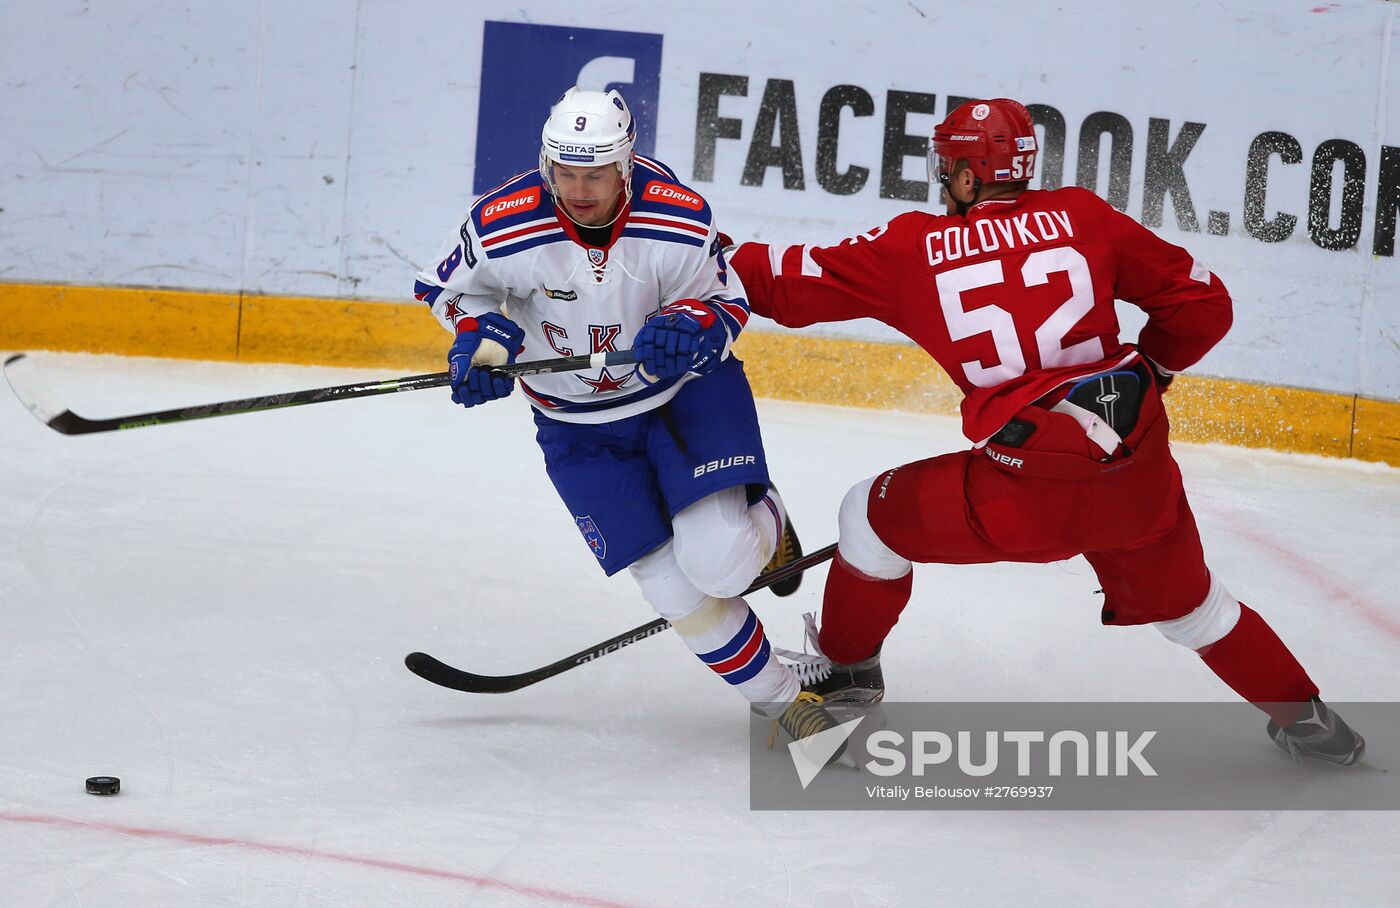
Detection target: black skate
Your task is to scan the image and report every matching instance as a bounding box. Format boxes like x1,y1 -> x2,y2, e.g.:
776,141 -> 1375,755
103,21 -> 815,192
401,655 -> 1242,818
804,650 -> 884,705
777,613 -> 885,719
1266,698 -> 1366,766
759,485 -> 804,597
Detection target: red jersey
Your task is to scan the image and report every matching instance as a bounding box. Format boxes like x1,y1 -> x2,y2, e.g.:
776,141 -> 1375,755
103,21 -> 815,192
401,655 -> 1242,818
732,187 -> 1233,443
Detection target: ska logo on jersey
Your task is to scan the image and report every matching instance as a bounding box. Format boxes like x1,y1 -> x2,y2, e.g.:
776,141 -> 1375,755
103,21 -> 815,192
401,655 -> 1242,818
543,287 -> 578,301
574,515 -> 607,559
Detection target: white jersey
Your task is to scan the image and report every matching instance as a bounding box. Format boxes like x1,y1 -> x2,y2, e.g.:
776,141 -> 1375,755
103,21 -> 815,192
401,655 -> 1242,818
413,156 -> 750,424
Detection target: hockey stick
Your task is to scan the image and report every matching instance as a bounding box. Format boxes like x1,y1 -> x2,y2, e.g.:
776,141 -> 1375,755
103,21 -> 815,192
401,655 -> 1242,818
404,542 -> 838,694
2,350 -> 636,435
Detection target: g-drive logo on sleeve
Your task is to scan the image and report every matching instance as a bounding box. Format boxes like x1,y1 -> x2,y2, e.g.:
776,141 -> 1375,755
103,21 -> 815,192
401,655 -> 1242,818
474,22 -> 663,195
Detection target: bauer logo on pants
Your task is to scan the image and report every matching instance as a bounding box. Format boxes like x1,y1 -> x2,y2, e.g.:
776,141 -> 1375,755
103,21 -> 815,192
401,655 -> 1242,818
474,21 -> 662,194
575,515 -> 607,560
693,454 -> 757,478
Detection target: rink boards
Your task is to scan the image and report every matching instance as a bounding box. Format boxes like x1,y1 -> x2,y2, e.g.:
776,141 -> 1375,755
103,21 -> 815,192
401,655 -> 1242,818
2,280 -> 1395,465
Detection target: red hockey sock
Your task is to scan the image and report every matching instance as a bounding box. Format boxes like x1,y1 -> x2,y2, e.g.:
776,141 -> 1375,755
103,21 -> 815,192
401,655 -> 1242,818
817,554 -> 914,664
1198,602 -> 1319,726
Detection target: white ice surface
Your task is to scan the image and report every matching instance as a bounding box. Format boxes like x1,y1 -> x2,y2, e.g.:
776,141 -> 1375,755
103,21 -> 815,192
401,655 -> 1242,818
2,353 -> 1398,907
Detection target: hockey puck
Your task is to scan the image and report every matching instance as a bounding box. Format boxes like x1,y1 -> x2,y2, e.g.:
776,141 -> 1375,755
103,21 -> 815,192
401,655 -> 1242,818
85,776 -> 120,796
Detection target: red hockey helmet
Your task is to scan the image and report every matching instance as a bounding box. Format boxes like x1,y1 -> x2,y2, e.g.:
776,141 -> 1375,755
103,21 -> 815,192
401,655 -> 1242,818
929,98 -> 1038,188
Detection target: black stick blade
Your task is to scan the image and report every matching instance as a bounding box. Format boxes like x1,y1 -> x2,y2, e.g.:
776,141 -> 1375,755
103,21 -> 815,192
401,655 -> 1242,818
404,545 -> 838,696
404,652 -> 548,694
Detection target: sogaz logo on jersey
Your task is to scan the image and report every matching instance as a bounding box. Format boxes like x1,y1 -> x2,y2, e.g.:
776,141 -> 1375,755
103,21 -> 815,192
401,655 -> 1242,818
474,22 -> 663,195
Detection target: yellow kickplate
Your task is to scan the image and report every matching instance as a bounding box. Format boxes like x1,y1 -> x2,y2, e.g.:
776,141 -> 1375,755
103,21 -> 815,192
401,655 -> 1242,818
2,282 -> 1396,467
237,294 -> 443,371
1353,396 -> 1400,466
0,283 -> 239,361
1163,377 -> 1355,460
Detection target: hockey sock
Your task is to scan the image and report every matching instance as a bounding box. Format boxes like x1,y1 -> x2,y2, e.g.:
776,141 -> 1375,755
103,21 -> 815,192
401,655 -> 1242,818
1198,602 -> 1320,726
672,596 -> 799,717
817,554 -> 914,665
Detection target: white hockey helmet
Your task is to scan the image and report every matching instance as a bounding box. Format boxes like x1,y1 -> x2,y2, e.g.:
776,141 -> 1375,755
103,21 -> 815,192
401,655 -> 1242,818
539,87 -> 637,205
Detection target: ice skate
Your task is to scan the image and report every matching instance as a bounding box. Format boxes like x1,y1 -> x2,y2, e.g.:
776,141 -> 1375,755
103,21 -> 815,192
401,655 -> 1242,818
776,613 -> 885,726
1266,698 -> 1366,766
766,691 -> 856,768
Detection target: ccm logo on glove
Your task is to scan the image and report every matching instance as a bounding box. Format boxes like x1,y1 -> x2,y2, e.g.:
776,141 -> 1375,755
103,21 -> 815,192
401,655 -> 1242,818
459,316 -> 519,347
448,312 -> 525,408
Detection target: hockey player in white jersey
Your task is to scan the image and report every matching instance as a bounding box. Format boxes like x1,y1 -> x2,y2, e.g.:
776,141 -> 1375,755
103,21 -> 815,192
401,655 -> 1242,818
413,87 -> 846,759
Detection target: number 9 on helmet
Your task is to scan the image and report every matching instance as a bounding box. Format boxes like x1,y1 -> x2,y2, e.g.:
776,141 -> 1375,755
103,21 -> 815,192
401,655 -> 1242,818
929,98 -> 1038,190
539,86 -> 638,205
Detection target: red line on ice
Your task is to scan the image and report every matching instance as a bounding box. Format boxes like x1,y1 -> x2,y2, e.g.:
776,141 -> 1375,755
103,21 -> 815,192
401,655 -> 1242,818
0,810 -> 645,908
1220,516 -> 1400,643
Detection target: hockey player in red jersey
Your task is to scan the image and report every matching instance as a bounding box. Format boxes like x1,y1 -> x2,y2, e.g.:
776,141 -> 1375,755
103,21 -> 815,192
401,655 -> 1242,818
731,97 -> 1364,764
